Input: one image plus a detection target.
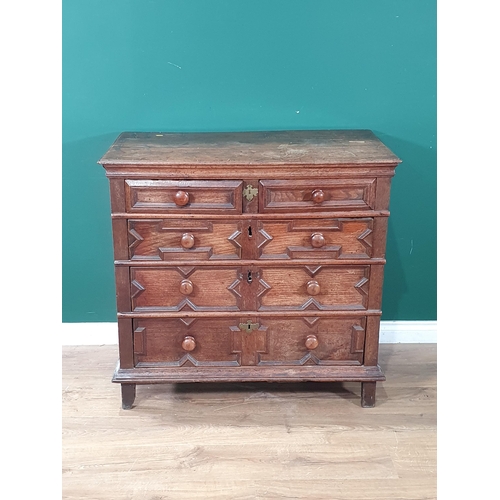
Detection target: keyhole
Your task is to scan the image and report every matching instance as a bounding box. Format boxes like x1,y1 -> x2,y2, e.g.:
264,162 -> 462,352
247,270 -> 252,283
248,225 -> 252,238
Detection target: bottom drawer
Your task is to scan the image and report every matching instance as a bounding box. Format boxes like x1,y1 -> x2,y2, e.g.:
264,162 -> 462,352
132,316 -> 366,367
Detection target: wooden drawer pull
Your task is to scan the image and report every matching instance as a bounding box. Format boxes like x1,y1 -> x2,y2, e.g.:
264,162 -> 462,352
181,335 -> 196,351
306,280 -> 321,296
305,335 -> 319,350
179,279 -> 194,295
311,232 -> 326,248
180,232 -> 195,249
174,190 -> 190,206
312,189 -> 325,203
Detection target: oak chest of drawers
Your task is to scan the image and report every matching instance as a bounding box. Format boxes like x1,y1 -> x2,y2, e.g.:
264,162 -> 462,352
98,130 -> 401,409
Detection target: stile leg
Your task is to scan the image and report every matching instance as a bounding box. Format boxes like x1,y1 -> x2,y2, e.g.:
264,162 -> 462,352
361,382 -> 376,408
121,384 -> 136,410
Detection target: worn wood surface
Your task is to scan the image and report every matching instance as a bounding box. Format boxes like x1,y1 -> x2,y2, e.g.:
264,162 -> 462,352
62,343 -> 436,500
98,130 -> 401,166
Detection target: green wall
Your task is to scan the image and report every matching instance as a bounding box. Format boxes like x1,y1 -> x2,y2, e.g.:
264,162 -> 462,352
62,0 -> 436,322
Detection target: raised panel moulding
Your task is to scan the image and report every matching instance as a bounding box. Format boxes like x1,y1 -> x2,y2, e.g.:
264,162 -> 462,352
61,321 -> 437,346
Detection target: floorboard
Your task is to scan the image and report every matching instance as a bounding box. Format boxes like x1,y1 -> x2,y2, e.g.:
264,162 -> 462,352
62,343 -> 436,500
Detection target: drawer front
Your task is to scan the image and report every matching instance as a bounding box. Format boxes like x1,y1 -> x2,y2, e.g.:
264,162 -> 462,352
130,267 -> 243,312
256,317 -> 366,366
132,316 -> 366,367
133,318 -> 242,367
128,219 -> 243,261
257,266 -> 370,311
255,218 -> 373,260
259,179 -> 376,213
125,180 -> 243,213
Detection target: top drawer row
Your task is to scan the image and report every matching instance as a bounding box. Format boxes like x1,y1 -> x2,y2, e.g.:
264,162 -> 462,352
125,179 -> 377,214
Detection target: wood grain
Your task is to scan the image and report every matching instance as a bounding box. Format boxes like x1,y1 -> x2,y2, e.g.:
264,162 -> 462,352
125,180 -> 243,214
257,218 -> 374,260
62,343 -> 436,500
130,266 -> 242,312
128,219 -> 243,261
259,178 -> 377,212
98,130 -> 402,166
257,265 -> 370,311
103,164 -> 398,180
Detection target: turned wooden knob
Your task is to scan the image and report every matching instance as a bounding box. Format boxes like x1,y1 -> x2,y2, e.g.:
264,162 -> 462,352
179,279 -> 194,295
306,280 -> 321,296
180,232 -> 195,249
174,190 -> 190,206
181,335 -> 196,351
311,232 -> 326,248
312,189 -> 325,204
305,335 -> 319,350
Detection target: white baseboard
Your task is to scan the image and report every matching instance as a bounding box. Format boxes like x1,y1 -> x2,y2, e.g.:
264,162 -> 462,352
61,320 -> 437,346
379,320 -> 437,343
61,322 -> 120,346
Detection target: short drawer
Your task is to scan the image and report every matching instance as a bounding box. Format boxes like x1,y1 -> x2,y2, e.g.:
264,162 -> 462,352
257,317 -> 366,366
128,219 -> 243,261
255,218 -> 374,260
132,318 -> 242,367
125,180 -> 243,213
257,265 -> 370,312
259,179 -> 376,213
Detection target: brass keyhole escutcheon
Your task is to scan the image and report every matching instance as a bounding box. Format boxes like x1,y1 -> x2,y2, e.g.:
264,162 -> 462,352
239,320 -> 259,333
243,184 -> 258,202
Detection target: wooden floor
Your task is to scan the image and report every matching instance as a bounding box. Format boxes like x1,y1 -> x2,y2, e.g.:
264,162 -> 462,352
62,344 -> 436,500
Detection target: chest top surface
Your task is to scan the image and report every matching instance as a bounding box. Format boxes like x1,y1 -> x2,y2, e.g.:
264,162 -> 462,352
98,130 -> 401,167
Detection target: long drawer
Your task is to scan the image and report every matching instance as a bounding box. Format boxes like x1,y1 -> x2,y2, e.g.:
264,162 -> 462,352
128,265 -> 371,312
126,217 -> 376,261
132,316 -> 367,367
